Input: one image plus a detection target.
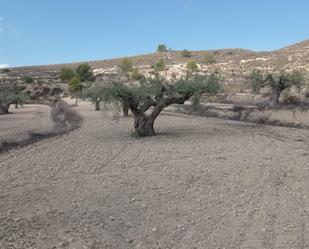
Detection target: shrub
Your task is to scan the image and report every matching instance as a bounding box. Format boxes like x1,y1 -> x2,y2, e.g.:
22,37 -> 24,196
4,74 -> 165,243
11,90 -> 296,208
152,59 -> 166,71
118,58 -> 133,73
61,64 -> 93,83
60,67 -> 75,82
23,75 -> 34,84
283,95 -> 301,106
130,68 -> 144,81
257,113 -> 271,124
69,77 -> 82,93
204,53 -> 216,64
76,63 -> 93,82
157,44 -> 168,53
233,105 -> 246,112
181,49 -> 191,58
187,60 -> 198,72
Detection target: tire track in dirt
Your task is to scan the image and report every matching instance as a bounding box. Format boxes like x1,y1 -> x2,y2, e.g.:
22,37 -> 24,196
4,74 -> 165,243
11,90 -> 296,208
1,109 -> 309,248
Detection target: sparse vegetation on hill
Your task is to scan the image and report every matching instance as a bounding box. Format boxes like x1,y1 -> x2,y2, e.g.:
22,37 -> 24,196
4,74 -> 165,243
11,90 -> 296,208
22,75 -> 34,84
118,58 -> 134,74
181,49 -> 191,58
130,68 -> 144,81
5,39 -> 309,107
204,52 -> 216,64
152,59 -> 166,71
187,60 -> 198,72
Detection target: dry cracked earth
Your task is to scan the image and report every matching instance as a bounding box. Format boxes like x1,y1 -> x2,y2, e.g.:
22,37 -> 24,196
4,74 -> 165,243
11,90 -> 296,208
1,103 -> 309,249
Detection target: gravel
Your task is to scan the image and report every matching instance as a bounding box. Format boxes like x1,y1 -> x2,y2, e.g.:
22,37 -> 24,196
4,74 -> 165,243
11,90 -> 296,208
1,103 -> 309,248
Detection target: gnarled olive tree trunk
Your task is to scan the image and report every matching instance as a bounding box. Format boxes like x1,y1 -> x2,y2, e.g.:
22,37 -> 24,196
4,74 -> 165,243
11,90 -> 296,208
191,92 -> 202,106
270,88 -> 281,107
134,115 -> 155,136
95,99 -> 100,111
0,104 -> 10,114
122,102 -> 129,117
130,104 -> 164,137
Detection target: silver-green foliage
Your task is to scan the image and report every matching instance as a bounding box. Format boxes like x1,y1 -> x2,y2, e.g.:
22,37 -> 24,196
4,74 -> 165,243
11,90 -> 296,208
83,73 -> 222,136
0,81 -> 28,113
249,69 -> 306,106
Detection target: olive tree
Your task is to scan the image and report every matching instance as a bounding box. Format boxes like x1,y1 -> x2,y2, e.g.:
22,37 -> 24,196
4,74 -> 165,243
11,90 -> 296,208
0,81 -> 28,114
69,77 -> 83,106
60,67 -> 75,82
96,74 -> 221,137
249,69 -> 305,106
191,73 -> 222,106
61,63 -> 94,105
81,84 -> 105,111
157,44 -> 168,53
76,63 -> 94,82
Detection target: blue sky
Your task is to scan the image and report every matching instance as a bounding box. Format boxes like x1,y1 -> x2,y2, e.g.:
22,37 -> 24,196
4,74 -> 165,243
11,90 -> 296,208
1,0 -> 309,67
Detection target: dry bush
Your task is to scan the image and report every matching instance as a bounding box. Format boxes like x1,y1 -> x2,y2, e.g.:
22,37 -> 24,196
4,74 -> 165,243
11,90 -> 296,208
283,95 -> 301,106
232,105 -> 246,112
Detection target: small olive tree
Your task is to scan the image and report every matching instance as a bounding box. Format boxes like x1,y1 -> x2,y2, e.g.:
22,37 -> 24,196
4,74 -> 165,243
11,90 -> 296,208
81,84 -> 107,111
0,82 -> 28,114
157,44 -> 168,53
190,73 -> 222,106
96,74 -> 221,137
249,69 -> 305,106
69,77 -> 83,106
61,63 -> 94,105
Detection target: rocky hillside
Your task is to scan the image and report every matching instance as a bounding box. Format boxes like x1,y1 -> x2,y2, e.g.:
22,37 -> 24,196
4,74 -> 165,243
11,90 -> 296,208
2,39 -> 309,93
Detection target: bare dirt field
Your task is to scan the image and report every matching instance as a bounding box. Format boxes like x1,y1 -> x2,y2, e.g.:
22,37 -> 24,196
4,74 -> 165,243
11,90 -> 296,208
0,105 -> 53,144
1,103 -> 309,249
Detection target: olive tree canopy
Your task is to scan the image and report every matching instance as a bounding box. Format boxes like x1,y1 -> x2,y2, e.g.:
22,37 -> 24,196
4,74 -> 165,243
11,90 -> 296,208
0,81 -> 28,114
249,69 -> 305,106
93,74 -> 221,136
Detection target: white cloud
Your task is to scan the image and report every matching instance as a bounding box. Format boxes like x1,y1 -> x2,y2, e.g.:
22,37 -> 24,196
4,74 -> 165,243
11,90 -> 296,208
0,64 -> 10,69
